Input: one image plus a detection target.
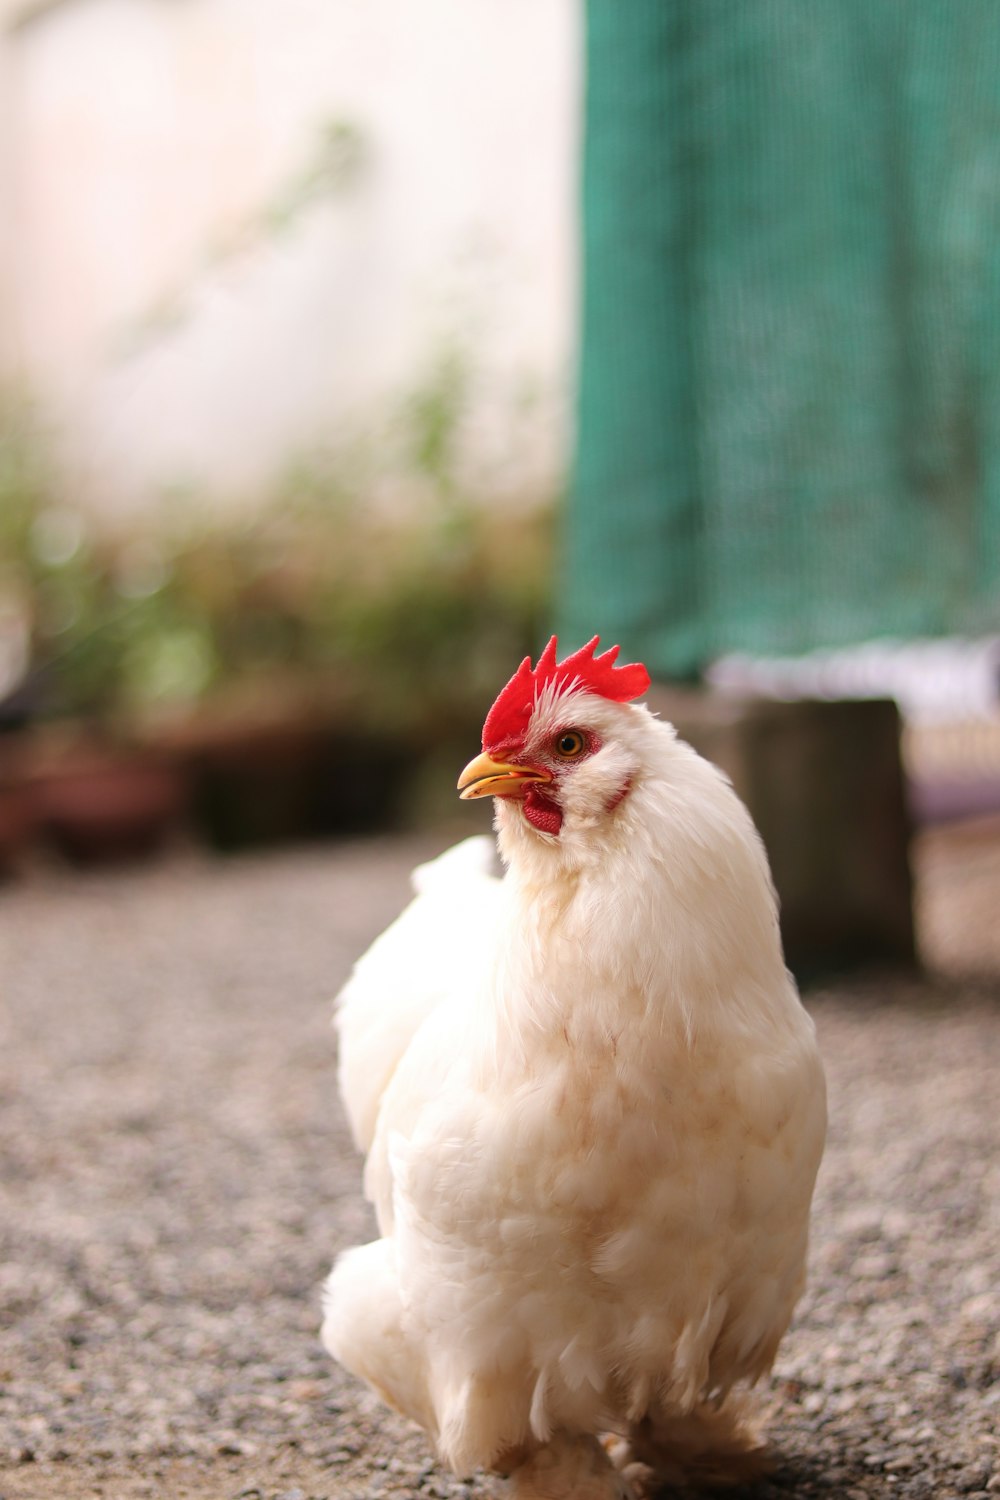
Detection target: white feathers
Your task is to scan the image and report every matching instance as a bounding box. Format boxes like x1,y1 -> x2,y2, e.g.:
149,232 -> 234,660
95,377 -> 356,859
410,832 -> 499,895
323,697 -> 826,1477
335,835 -> 501,1153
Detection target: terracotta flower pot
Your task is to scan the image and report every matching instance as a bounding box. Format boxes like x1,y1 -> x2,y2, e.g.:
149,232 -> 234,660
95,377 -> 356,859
0,783 -> 36,877
33,745 -> 188,864
0,736 -> 40,877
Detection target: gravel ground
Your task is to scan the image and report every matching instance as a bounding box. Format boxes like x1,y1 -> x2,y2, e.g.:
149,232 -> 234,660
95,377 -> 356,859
1,820 -> 998,1500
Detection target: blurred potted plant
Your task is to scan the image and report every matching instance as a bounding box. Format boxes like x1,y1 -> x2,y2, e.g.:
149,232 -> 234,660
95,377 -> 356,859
0,352 -> 556,860
0,397 -> 192,862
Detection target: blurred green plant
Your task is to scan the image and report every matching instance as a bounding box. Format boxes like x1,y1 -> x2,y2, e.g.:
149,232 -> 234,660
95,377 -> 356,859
0,374 -> 555,732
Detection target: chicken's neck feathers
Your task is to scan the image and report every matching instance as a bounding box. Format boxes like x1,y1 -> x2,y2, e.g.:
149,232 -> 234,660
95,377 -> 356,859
485,720 -> 803,1072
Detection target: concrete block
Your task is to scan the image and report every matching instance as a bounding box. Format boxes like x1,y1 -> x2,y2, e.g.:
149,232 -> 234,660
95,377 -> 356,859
646,686 -> 916,977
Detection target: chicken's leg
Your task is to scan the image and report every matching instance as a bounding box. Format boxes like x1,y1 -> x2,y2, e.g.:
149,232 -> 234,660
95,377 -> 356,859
506,1433 -> 638,1500
614,1398 -> 770,1492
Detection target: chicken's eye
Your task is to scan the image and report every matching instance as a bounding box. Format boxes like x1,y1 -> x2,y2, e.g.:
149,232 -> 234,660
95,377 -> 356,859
553,730 -> 586,759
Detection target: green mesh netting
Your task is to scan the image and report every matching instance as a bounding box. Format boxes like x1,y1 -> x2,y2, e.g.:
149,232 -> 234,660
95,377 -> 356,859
562,1 -> 1000,679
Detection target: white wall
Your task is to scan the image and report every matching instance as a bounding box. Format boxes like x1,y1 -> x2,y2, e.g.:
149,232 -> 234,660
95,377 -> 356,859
0,4 -> 19,373
1,0 -> 579,513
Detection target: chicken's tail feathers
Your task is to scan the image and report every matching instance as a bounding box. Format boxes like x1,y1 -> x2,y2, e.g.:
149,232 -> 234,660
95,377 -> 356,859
411,834 -> 499,896
615,1391 -> 771,1491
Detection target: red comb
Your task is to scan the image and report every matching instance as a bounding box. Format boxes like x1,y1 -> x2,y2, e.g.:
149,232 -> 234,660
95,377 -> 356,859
482,636 -> 651,749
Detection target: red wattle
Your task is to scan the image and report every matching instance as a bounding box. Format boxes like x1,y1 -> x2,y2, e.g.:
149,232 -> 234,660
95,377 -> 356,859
523,787 -> 562,836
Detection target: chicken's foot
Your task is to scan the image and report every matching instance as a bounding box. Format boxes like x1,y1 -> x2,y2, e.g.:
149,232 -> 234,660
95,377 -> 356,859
506,1432 -> 639,1500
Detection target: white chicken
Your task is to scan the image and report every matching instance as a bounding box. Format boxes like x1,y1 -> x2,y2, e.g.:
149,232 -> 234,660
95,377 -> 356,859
323,636 -> 826,1499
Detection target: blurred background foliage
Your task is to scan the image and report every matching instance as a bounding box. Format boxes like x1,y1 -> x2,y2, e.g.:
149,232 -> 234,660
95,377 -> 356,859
0,357 -> 554,736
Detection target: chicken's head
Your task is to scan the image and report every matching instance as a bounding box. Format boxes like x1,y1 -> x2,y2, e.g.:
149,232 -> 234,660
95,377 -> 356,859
457,636 -> 651,850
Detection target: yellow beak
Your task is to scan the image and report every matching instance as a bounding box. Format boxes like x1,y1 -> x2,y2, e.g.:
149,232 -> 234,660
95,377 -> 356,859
457,751 -> 553,801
